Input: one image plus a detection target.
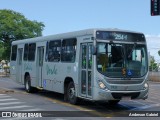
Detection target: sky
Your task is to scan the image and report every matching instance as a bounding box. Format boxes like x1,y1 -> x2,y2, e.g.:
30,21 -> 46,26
0,0 -> 160,61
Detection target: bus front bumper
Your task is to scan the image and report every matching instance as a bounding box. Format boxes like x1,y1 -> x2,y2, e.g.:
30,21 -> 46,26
93,87 -> 148,101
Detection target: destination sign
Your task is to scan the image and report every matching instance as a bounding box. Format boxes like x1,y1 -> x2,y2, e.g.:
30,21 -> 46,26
96,31 -> 145,42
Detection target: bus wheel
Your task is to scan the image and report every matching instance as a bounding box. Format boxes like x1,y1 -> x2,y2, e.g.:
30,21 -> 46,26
25,75 -> 33,93
67,82 -> 78,104
108,100 -> 120,105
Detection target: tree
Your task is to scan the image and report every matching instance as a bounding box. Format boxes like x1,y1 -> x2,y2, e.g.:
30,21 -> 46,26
149,55 -> 158,71
0,42 -> 5,61
0,9 -> 45,60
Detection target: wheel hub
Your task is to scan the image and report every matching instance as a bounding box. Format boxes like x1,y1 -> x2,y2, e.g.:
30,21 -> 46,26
69,88 -> 75,99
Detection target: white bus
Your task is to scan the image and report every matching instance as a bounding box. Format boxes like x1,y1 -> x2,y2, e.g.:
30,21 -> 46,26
10,28 -> 149,105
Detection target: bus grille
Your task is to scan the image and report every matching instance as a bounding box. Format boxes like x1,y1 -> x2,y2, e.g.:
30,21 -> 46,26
107,80 -> 143,84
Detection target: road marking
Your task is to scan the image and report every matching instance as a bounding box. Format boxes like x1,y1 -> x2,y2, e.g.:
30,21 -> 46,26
0,98 -> 18,102
44,97 -> 112,117
0,94 -> 43,112
0,101 -> 25,106
45,97 -> 92,111
0,95 -> 11,98
20,108 -> 44,111
0,105 -> 32,110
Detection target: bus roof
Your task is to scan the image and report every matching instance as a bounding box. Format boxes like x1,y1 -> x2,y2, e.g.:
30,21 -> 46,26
12,28 -> 144,45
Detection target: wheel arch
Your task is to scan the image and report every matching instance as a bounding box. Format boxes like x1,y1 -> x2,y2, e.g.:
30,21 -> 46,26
63,76 -> 79,104
64,76 -> 79,101
64,77 -> 74,94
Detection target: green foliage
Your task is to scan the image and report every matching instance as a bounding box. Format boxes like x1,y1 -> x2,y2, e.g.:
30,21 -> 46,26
0,42 -> 5,60
0,9 -> 45,60
149,56 -> 158,71
3,66 -> 10,69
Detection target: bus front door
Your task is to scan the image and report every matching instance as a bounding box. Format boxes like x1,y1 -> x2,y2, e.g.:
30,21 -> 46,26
80,43 -> 92,98
36,47 -> 44,88
17,48 -> 23,83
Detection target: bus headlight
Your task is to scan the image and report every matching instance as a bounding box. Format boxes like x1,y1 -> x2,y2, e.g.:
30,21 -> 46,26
144,83 -> 149,89
98,81 -> 106,89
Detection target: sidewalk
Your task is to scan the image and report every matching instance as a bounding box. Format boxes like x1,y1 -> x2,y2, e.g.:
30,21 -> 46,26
0,87 -> 14,93
149,72 -> 160,82
149,75 -> 160,82
0,72 -> 10,77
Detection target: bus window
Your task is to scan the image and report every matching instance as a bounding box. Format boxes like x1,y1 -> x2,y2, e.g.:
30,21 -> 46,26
82,45 -> 87,69
61,38 -> 77,62
45,42 -> 49,62
48,40 -> 61,62
28,43 -> 36,61
24,44 -> 28,61
11,45 -> 17,61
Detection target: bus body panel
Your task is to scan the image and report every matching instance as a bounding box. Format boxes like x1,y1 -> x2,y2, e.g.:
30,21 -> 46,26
43,62 -> 78,93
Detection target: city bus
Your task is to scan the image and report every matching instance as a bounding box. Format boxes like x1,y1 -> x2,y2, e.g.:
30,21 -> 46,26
10,28 -> 149,105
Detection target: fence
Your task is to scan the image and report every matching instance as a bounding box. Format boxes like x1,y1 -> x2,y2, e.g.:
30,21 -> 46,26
149,71 -> 160,82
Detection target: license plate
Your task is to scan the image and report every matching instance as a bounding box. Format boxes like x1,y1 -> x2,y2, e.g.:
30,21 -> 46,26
122,96 -> 131,100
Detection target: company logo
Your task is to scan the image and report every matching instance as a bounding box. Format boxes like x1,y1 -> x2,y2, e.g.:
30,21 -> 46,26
2,112 -> 11,117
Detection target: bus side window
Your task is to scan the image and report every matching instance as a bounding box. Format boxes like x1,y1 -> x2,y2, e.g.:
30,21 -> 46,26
48,40 -> 61,62
11,45 -> 17,61
45,42 -> 49,62
24,44 -> 28,61
61,38 -> 77,62
28,43 -> 36,61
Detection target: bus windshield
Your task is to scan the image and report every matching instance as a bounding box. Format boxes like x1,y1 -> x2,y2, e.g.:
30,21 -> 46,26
96,42 -> 148,78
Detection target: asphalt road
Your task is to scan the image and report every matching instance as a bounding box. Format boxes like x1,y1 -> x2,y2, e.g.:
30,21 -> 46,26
0,77 -> 160,120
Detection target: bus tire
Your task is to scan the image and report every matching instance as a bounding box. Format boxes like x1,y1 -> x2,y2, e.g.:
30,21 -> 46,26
67,82 -> 78,104
108,100 -> 120,105
25,75 -> 33,93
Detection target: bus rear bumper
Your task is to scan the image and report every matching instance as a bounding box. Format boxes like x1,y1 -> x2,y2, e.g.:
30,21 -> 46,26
93,87 -> 148,101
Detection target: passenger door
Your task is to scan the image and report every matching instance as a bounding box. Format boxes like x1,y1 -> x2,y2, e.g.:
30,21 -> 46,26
36,46 -> 44,88
80,43 -> 93,98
